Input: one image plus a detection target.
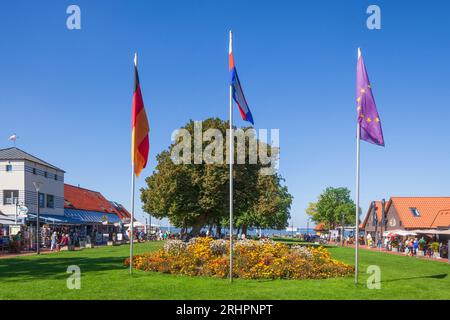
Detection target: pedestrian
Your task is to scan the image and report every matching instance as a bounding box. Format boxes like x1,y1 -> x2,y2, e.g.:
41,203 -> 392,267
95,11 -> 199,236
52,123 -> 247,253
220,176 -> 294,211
51,231 -> 57,251
413,238 -> 419,256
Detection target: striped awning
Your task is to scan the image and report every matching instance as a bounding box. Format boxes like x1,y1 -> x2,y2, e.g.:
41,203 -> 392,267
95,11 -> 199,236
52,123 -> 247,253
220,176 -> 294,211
27,209 -> 122,225
64,209 -> 121,224
27,213 -> 79,225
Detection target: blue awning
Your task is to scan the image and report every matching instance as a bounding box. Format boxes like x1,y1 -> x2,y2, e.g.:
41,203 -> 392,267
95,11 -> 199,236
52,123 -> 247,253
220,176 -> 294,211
27,210 -> 122,225
64,209 -> 122,224
27,213 -> 79,225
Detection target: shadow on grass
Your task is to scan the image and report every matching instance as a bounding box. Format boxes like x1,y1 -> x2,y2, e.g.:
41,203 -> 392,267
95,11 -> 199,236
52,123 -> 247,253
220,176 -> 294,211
0,255 -> 125,282
382,273 -> 448,283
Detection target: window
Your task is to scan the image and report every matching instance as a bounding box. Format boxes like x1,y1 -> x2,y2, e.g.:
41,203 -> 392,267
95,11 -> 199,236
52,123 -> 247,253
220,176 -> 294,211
44,172 -> 48,178
32,168 -> 36,175
54,174 -> 58,181
38,193 -> 45,208
410,207 -> 421,217
3,190 -> 18,205
5,165 -> 12,172
46,195 -> 54,208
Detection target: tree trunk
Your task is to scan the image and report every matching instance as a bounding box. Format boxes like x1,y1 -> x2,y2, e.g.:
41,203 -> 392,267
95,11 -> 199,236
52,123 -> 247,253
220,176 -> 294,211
241,224 -> 248,236
216,225 -> 222,238
189,214 -> 208,237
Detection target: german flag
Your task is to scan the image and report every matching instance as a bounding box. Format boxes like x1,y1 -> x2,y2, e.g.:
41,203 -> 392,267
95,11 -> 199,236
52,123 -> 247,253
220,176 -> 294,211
131,54 -> 149,177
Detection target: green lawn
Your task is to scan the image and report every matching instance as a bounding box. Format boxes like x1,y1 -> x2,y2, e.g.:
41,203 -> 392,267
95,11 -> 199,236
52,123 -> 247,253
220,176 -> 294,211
0,241 -> 449,300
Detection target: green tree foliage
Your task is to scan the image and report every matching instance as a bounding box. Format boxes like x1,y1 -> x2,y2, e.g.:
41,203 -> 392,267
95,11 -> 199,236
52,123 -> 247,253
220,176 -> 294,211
141,118 -> 293,236
307,187 -> 355,229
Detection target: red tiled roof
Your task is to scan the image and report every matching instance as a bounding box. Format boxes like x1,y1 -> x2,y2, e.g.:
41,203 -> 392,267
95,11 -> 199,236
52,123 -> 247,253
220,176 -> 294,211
314,222 -> 326,231
64,184 -> 126,217
431,210 -> 450,229
390,197 -> 450,229
110,201 -> 132,221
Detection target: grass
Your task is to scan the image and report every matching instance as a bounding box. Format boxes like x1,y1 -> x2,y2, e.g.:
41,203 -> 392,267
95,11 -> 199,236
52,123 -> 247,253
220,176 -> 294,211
0,241 -> 449,300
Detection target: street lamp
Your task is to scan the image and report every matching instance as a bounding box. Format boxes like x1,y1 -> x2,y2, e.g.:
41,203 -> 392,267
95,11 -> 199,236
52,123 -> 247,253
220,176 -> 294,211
33,182 -> 43,254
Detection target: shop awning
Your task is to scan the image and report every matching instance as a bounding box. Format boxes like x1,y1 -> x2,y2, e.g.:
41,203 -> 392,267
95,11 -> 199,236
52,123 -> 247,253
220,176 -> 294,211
64,209 -> 122,224
26,210 -> 122,225
0,217 -> 16,225
410,229 -> 450,235
27,213 -> 79,225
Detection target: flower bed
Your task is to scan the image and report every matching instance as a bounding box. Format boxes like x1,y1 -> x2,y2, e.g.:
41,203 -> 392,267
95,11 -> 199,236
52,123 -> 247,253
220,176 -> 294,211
124,237 -> 354,280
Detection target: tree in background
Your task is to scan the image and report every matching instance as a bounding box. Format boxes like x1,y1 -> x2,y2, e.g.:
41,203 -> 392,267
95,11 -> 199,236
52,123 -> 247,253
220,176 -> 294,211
141,118 -> 292,236
306,187 -> 355,230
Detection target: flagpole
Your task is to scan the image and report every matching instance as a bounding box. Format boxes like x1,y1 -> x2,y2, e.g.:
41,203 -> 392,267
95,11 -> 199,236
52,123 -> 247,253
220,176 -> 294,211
130,164 -> 135,274
355,48 -> 362,285
229,30 -> 234,283
355,121 -> 360,285
130,52 -> 138,275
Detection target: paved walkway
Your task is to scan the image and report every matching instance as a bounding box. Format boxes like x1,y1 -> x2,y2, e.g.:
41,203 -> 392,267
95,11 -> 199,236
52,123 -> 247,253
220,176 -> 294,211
344,243 -> 449,263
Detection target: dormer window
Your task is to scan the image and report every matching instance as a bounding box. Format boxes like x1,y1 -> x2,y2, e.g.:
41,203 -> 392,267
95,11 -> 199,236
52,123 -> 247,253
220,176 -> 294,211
410,207 -> 421,217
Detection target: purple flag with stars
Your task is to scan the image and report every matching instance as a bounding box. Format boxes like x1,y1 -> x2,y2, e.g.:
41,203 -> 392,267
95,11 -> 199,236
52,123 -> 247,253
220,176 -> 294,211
356,48 -> 384,146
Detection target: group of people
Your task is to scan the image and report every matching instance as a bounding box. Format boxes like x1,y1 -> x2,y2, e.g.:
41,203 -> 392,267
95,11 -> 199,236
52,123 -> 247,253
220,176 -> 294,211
366,234 -> 448,259
50,231 -> 74,251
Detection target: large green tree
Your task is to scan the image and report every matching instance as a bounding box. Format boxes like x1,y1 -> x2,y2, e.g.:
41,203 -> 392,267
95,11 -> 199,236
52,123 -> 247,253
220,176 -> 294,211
141,118 -> 292,236
306,187 -> 355,230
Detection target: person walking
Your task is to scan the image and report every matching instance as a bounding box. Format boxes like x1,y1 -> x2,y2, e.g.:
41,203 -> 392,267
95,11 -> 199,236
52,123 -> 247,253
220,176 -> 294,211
50,231 -> 57,251
413,238 -> 419,256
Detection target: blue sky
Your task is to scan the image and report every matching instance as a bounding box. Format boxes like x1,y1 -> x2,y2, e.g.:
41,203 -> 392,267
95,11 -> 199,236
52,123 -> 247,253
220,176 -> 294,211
1,0 -> 450,228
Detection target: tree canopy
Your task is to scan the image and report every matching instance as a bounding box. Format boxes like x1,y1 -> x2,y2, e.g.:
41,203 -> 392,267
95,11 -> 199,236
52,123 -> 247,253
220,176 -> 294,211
306,187 -> 355,230
141,118 -> 293,236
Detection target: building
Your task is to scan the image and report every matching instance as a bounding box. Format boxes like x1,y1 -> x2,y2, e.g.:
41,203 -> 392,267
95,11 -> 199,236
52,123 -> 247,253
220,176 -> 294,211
0,147 -> 131,242
314,222 -> 326,234
0,147 -> 65,221
361,197 -> 450,239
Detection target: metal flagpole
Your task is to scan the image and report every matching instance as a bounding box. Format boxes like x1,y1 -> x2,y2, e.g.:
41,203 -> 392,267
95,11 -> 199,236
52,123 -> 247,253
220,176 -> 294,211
130,52 -> 138,275
355,106 -> 361,285
229,30 -> 234,283
130,164 -> 135,274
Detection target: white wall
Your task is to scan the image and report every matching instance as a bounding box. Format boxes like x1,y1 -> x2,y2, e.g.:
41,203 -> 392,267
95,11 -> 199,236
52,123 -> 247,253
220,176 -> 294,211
0,160 -> 25,216
0,160 -> 65,217
24,160 -> 65,216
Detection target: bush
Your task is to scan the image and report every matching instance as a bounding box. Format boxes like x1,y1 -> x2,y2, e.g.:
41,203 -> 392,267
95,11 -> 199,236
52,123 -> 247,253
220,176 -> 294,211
124,237 -> 353,280
430,242 -> 440,252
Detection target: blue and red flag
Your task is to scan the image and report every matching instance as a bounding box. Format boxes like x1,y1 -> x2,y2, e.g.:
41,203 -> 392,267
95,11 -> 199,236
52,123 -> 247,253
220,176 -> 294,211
229,34 -> 254,125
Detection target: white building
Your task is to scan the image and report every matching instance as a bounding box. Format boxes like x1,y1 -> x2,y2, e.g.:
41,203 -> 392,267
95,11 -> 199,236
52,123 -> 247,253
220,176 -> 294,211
0,147 -> 65,222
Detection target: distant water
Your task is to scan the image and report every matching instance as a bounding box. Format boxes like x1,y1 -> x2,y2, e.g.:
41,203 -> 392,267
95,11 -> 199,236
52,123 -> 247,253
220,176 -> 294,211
157,227 -> 316,237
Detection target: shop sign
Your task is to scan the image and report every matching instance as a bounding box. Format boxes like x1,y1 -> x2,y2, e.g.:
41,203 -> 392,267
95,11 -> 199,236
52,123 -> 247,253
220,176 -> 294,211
9,225 -> 21,235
